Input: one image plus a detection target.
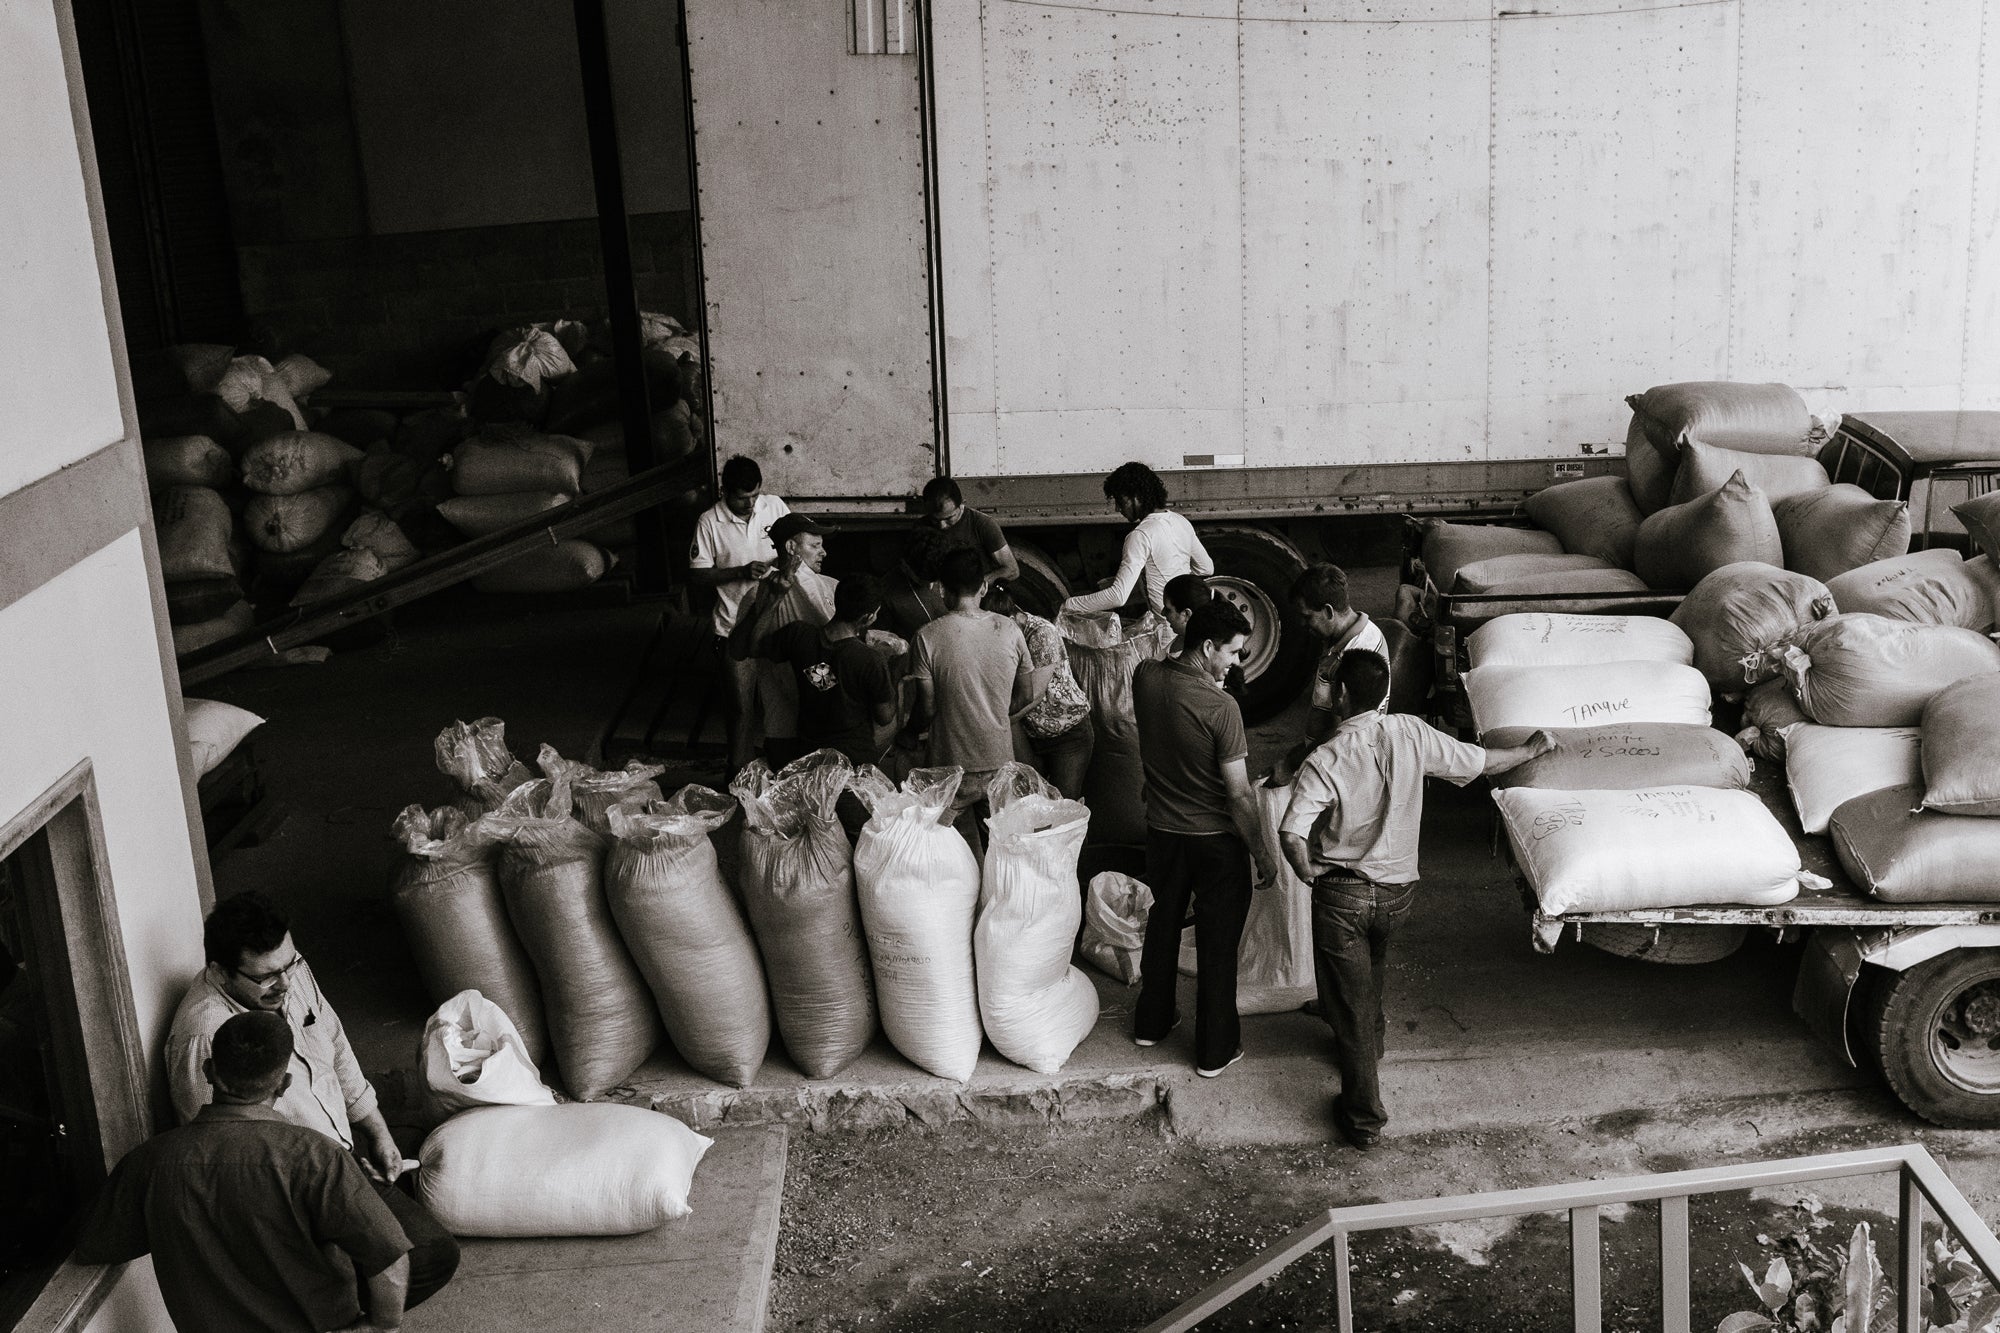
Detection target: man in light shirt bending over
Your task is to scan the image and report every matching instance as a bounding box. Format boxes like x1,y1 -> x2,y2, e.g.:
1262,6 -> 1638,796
1061,462 -> 1212,618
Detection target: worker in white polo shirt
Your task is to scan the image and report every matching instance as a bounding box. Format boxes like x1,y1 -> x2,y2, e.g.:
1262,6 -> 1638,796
687,454 -> 790,777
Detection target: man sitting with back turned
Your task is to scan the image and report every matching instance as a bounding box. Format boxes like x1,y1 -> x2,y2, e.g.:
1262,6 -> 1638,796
167,893 -> 460,1309
78,1011 -> 416,1332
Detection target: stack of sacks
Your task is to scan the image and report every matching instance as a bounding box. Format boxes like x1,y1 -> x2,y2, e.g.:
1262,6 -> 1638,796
1418,517 -> 1651,616
1671,563 -> 1833,692
1622,382 -> 1817,517
290,511 -> 421,606
440,423 -> 613,594
1826,547 -> 2000,632
155,484 -> 253,654
1825,674 -> 2000,903
239,430 -> 364,600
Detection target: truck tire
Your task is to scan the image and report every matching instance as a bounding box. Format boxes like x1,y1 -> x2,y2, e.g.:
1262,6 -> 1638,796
1198,524 -> 1313,724
1006,541 -> 1071,619
1862,949 -> 2000,1127
1580,923 -> 1747,965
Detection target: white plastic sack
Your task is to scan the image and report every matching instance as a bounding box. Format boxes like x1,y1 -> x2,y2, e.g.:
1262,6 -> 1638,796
1494,785 -> 1807,915
1462,661 -> 1712,737
435,717 -> 535,816
974,764 -> 1097,1074
1177,779 -> 1314,1014
1784,725 -> 1922,835
852,766 -> 984,1082
418,1103 -> 712,1238
536,743 -> 665,836
1465,613 -> 1694,670
421,990 -> 557,1114
1082,872 -> 1151,984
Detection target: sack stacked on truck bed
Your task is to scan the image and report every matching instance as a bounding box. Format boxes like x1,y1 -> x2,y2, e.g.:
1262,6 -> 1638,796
1418,521 -> 1562,591
1463,660 -> 1711,736
1772,485 -> 1911,582
1495,785 -> 1807,914
1829,785 -> 2000,903
1634,471 -> 1783,591
1918,674 -> 2000,817
1524,477 -> 1644,569
1466,613 -> 1693,670
851,766 -> 985,1083
1739,677 -> 1811,762
444,422 -> 610,594
1485,724 -> 1751,791
1623,381 -> 1815,515
604,787 -> 770,1088
390,805 -> 548,1065
1826,548 -> 2000,632
731,751 -> 877,1078
1670,563 -> 1833,691
1777,614 -> 2000,727
974,765 -> 1098,1073
1783,726 -> 1923,835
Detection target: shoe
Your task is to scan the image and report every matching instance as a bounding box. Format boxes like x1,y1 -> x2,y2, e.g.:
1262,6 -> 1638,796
1197,1048 -> 1244,1078
1133,1018 -> 1180,1048
1330,1098 -> 1380,1150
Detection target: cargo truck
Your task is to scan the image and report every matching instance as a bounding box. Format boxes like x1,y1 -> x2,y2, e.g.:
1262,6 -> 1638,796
676,0 -> 2000,721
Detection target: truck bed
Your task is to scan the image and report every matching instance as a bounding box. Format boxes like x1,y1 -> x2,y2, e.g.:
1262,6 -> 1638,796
1520,766 -> 2000,941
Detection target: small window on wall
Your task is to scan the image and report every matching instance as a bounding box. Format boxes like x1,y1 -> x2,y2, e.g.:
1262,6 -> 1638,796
0,766 -> 152,1331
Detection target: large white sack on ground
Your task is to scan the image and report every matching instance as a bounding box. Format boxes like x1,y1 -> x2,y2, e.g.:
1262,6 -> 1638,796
1779,614 -> 2000,727
420,990 -> 556,1115
1494,786 -> 1804,915
604,787 -> 770,1088
1784,725 -> 1922,835
1466,613 -> 1693,670
1920,674 -> 2000,817
1484,724 -> 1750,791
1082,872 -> 1150,984
1462,661 -> 1712,737
1826,548 -> 2000,631
1178,779 -> 1315,1014
974,765 -> 1098,1073
418,1103 -> 712,1237
852,766 -> 985,1082
1669,562 -> 1833,690
731,751 -> 877,1079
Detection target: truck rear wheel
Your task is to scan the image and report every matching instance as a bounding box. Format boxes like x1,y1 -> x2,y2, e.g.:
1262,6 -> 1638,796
1863,949 -> 2000,1127
1198,524 -> 1313,724
1006,541 -> 1071,620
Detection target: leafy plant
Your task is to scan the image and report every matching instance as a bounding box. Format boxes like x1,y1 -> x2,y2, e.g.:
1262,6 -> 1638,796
1715,1196 -> 2000,1333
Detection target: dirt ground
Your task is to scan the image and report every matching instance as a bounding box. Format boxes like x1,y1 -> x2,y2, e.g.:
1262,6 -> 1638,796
766,1099 -> 1989,1333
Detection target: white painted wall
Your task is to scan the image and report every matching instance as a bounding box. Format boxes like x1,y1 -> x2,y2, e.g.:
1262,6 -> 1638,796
0,0 -> 123,497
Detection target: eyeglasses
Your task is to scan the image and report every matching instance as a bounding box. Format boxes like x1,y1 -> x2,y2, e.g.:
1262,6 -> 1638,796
236,955 -> 305,988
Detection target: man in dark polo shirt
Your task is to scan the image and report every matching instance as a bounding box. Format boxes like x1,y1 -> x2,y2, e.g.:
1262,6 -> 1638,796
737,573 -> 898,770
1130,598 -> 1279,1078
76,1011 -> 416,1332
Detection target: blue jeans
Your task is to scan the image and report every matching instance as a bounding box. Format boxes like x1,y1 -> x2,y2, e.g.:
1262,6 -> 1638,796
1311,876 -> 1416,1135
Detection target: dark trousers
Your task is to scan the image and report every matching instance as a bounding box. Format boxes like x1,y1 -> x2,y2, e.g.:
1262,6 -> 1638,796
363,1175 -> 461,1313
1025,718 -> 1095,800
1311,876 -> 1416,1135
1135,828 -> 1253,1070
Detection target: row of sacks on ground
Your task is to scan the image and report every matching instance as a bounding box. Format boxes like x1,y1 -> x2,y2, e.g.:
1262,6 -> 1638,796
1414,380 -> 1947,605
1454,581 -> 2000,917
140,317 -> 704,652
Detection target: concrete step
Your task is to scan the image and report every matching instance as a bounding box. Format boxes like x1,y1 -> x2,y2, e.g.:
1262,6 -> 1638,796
410,1124 -> 787,1333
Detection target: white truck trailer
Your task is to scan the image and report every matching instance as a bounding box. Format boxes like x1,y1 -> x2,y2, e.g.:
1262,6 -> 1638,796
677,0 -> 2000,719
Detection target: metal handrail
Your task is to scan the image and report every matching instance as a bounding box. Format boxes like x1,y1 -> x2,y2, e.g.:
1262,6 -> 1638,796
1140,1144 -> 2000,1333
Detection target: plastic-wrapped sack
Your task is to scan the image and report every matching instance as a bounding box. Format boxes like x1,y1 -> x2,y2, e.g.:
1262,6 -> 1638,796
974,764 -> 1097,1073
214,354 -> 307,430
1634,471 -> 1782,592
604,788 -> 770,1088
1494,786 -> 1808,916
1670,562 -> 1833,690
421,990 -> 556,1114
472,540 -> 611,594
1920,674 -> 2000,817
1462,661 -> 1711,736
155,485 -> 236,582
486,780 -> 662,1099
1669,440 -> 1829,507
1778,614 -> 2000,727
145,435 -> 233,489
1484,724 -> 1751,791
730,752 -> 876,1078
1419,521 -> 1562,591
851,766 -> 984,1082
244,485 -> 352,554
1831,786 -> 2000,903
535,743 -> 665,836
1738,677 -> 1810,763
1059,609 -> 1174,845
452,429 -> 592,496
1784,726 -> 1923,835
1082,872 -> 1151,984
240,431 -> 364,495
1465,613 -> 1693,670
1773,485 -> 1911,583
435,718 -> 536,816
1826,548 -> 2000,632
482,325 -> 577,391
1524,476 -> 1643,569
1178,778 -> 1315,1014
418,1103 -> 712,1238
390,805 -> 548,1064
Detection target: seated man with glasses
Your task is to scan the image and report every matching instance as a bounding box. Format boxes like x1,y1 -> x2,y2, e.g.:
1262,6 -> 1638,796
167,892 -> 459,1314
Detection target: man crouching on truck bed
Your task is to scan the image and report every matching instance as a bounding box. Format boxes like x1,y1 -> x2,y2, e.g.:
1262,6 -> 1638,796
1278,650 -> 1555,1150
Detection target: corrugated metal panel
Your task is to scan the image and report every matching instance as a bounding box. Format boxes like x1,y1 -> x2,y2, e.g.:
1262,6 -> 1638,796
684,0 -> 936,497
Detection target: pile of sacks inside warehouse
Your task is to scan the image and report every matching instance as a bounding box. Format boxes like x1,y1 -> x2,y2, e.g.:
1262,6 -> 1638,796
1431,381 -> 2000,925
140,316 -> 704,655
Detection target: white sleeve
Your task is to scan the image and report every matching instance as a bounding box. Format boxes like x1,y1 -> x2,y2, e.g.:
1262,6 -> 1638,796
1188,521 -> 1214,577
1063,525 -> 1151,614
687,511 -> 718,569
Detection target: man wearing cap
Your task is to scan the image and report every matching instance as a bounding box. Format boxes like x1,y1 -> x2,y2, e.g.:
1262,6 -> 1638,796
730,511 -> 840,769
688,455 -> 791,777
78,1010 -> 422,1332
